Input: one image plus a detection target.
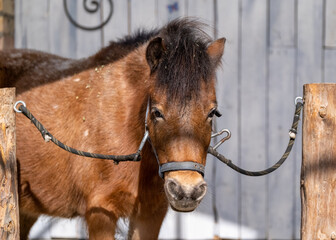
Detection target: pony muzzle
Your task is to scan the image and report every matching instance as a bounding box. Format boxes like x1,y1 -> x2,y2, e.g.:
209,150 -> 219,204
164,170 -> 207,212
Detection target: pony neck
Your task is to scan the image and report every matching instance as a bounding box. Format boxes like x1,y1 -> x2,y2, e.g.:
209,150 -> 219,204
122,46 -> 162,177
99,44 -> 159,172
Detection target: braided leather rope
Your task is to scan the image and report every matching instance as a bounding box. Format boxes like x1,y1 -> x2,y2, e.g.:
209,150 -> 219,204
16,100 -> 303,176
18,105 -> 139,163
208,101 -> 303,176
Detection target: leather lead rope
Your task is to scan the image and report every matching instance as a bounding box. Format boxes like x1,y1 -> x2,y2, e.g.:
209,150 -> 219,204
208,99 -> 303,176
15,102 -> 142,163
14,98 -> 303,177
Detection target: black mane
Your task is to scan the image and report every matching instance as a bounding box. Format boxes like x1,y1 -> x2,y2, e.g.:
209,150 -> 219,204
92,29 -> 159,65
99,19 -> 214,103
117,29 -> 160,47
156,19 -> 213,102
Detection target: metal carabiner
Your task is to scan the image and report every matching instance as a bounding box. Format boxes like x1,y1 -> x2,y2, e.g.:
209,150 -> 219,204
211,128 -> 231,150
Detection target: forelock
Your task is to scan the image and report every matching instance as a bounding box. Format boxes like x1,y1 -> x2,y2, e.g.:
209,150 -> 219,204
155,19 -> 214,103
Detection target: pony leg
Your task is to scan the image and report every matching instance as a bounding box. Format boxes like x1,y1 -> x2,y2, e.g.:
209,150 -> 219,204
128,207 -> 167,240
20,212 -> 38,240
85,208 -> 118,240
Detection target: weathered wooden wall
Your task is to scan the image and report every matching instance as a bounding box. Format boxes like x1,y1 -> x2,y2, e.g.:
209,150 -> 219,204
0,0 -> 14,49
13,0 -> 336,239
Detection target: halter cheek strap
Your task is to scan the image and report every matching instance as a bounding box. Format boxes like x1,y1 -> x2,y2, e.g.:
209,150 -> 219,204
144,98 -> 206,179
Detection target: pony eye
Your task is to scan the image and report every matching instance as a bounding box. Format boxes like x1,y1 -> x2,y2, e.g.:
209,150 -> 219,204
208,108 -> 222,119
152,108 -> 164,120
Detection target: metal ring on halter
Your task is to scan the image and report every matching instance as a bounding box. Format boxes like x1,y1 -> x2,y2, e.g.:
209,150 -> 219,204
14,101 -> 26,113
295,96 -> 303,105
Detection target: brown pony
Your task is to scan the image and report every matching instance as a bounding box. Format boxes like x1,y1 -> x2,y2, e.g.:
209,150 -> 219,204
0,19 -> 225,239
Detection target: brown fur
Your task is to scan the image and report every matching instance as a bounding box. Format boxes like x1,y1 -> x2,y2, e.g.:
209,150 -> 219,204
0,29 -> 157,95
0,19 -> 225,239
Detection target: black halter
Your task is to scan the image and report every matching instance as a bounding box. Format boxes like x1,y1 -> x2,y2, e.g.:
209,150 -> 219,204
143,99 -> 206,178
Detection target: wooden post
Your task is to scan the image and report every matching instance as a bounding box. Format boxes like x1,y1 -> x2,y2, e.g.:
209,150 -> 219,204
0,88 -> 19,239
301,83 -> 336,240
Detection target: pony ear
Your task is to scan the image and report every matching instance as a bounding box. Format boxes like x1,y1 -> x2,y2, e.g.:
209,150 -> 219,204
146,37 -> 165,72
207,38 -> 226,67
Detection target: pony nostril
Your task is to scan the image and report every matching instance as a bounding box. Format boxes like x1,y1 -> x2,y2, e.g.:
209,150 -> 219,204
167,179 -> 177,192
199,182 -> 207,193
191,182 -> 207,201
167,179 -> 184,200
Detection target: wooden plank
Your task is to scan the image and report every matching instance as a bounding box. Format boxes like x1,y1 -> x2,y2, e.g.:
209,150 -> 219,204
0,88 -> 19,239
324,49 -> 336,83
268,2 -> 298,239
130,0 -> 157,32
49,0 -> 77,58
215,0 -> 240,238
0,0 -> 14,50
15,0 -> 55,50
186,0 -> 214,37
267,48 -> 296,239
186,0 -> 213,20
24,0 -> 50,51
301,83 -> 336,240
102,0 -> 128,46
270,0 -> 295,47
325,0 -> 336,48
240,0 -> 268,238
75,0 -> 103,58
14,0 -> 24,48
157,0 -> 186,26
297,0 -> 323,86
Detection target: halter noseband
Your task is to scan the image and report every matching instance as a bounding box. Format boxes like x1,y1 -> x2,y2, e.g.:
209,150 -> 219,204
143,99 -> 205,178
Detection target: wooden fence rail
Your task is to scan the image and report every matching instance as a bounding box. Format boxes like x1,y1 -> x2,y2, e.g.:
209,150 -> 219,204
0,88 -> 19,239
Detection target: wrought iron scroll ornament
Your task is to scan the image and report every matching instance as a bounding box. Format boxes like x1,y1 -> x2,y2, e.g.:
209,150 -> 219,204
63,0 -> 113,31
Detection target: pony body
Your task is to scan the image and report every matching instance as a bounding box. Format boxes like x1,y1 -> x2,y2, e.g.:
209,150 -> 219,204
0,19 -> 224,239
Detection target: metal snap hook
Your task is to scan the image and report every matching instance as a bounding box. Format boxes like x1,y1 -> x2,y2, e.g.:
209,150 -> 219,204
211,129 -> 231,150
211,128 -> 230,138
14,101 -> 26,113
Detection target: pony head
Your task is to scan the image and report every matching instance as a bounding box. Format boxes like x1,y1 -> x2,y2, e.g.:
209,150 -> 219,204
145,19 -> 225,212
